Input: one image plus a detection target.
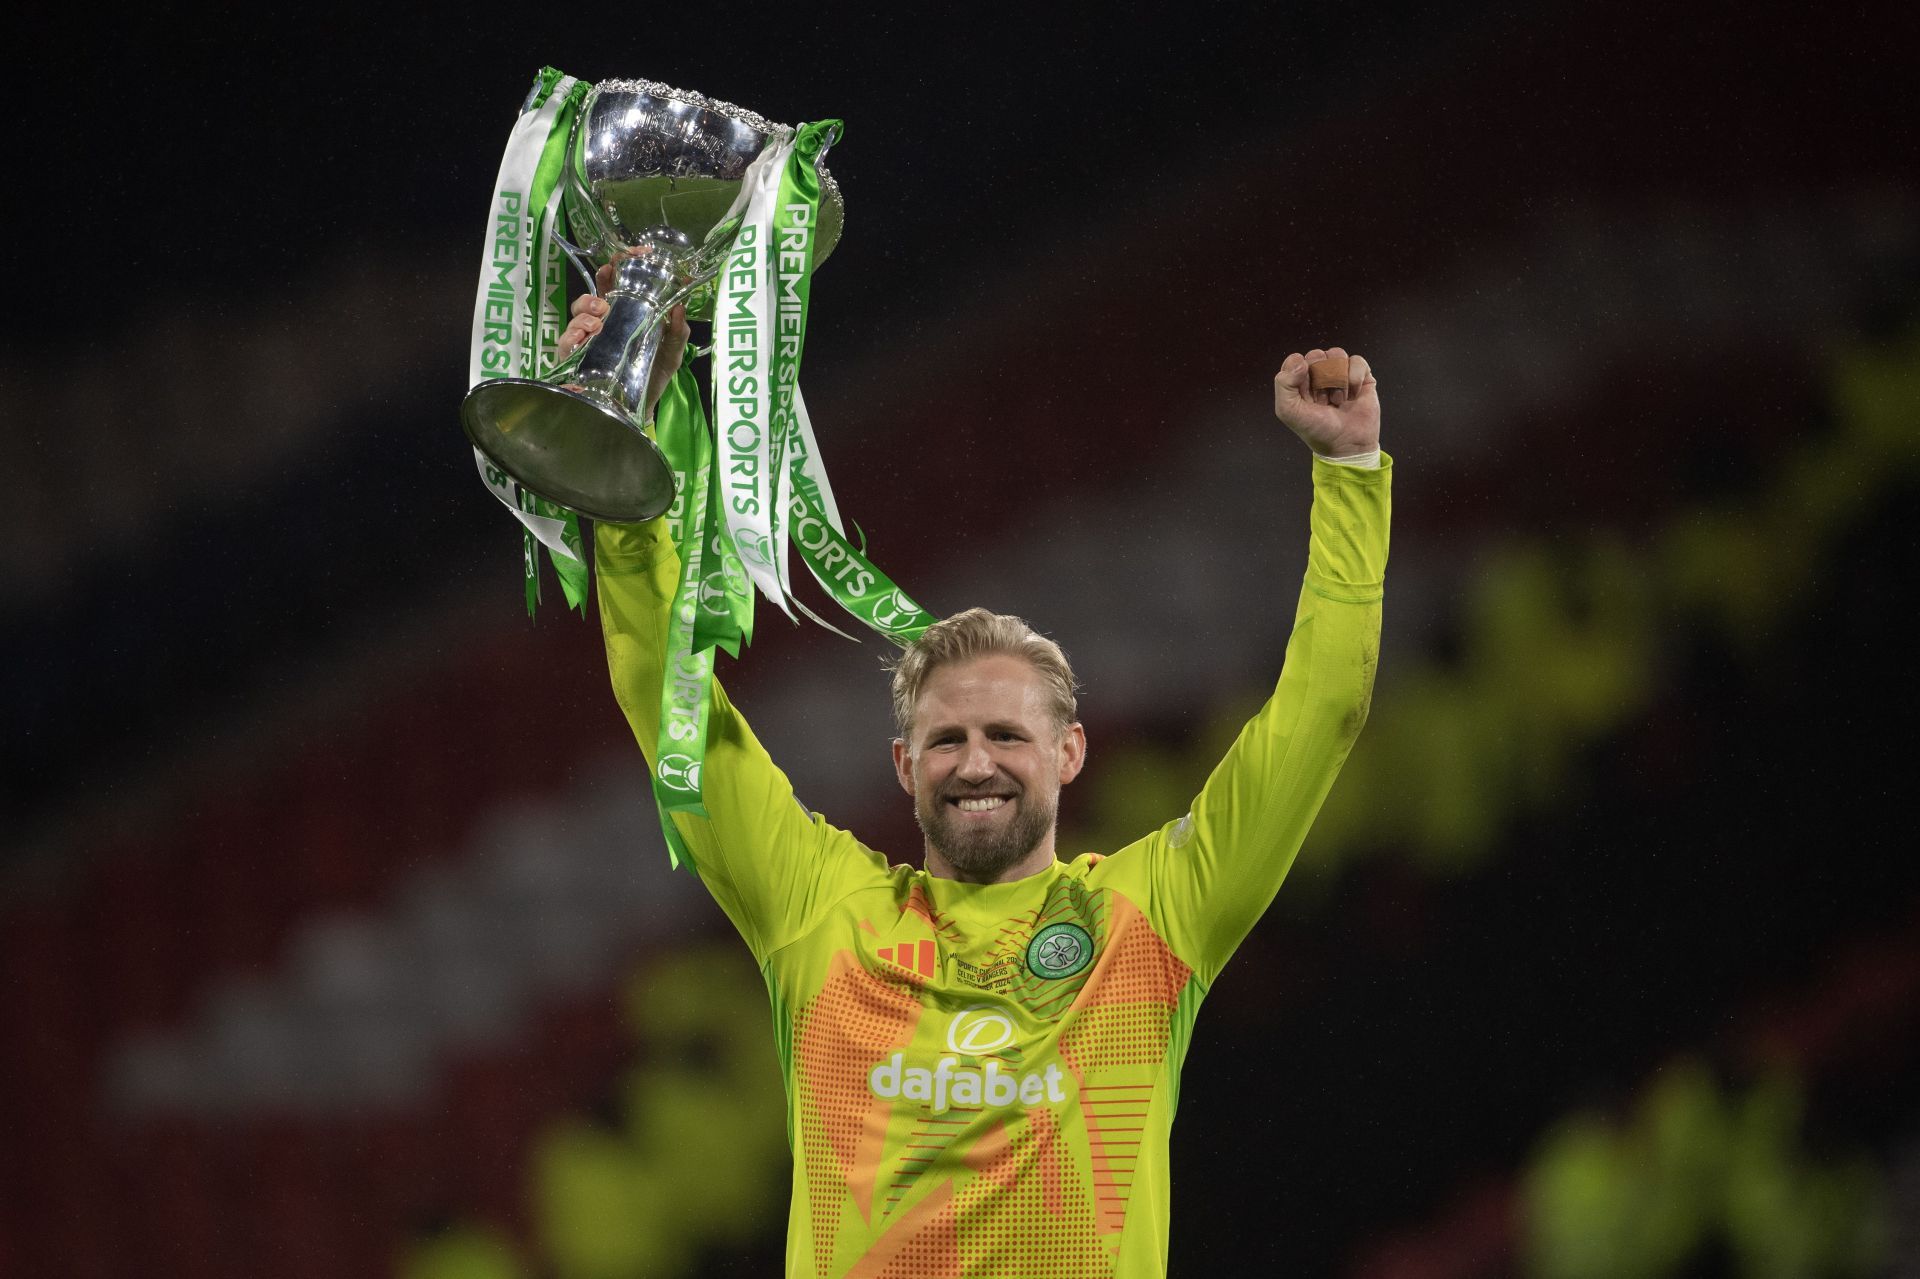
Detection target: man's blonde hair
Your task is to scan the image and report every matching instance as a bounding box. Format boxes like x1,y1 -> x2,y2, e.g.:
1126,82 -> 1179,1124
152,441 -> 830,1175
887,608 -> 1080,740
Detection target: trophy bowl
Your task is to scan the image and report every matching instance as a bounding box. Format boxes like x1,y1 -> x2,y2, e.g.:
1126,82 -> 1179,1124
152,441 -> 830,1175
460,79 -> 843,523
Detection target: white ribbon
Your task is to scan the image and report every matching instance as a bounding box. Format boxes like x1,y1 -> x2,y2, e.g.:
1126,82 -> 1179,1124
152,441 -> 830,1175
465,76 -> 582,570
711,137 -> 800,622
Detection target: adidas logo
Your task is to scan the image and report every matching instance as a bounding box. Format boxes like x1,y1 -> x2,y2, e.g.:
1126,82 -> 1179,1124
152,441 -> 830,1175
876,939 -> 936,978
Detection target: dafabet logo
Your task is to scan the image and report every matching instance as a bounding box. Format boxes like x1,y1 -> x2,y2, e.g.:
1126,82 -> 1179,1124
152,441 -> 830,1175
946,1006 -> 1015,1055
868,1005 -> 1068,1115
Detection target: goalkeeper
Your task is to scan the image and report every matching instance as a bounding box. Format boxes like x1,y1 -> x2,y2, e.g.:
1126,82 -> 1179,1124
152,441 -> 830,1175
568,282 -> 1389,1277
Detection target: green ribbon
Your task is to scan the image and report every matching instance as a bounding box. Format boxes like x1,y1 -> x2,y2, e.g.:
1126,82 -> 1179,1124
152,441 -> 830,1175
635,120 -> 934,870
522,73 -> 592,617
650,364 -> 716,869
468,66 -> 593,619
773,123 -> 937,644
690,466 -> 751,660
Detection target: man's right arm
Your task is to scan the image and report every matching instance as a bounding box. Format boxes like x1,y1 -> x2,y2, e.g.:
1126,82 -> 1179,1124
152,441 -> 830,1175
596,517 -> 886,961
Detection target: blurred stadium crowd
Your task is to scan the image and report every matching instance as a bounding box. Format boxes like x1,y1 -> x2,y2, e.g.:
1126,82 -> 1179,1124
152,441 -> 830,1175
3,3 -> 1915,1276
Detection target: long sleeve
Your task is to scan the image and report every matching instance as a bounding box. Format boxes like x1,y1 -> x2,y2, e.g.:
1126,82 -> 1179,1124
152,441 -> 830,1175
596,520 -> 888,963
1136,453 -> 1391,986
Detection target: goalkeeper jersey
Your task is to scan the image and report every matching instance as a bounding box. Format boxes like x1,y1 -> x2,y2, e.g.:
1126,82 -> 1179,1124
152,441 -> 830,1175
596,454 -> 1391,1278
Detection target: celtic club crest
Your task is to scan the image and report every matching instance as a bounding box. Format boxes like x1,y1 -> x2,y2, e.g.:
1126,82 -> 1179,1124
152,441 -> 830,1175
1025,922 -> 1094,980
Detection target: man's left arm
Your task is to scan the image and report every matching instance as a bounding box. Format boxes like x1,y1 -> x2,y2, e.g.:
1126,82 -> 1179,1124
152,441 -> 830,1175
1141,347 -> 1389,985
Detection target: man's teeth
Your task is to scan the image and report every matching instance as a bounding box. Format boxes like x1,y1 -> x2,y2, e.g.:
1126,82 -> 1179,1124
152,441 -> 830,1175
955,797 -> 1007,812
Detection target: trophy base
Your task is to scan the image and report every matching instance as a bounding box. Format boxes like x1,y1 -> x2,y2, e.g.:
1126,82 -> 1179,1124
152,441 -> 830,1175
461,380 -> 676,523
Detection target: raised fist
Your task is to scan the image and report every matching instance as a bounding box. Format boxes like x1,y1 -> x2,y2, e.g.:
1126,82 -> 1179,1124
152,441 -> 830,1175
1273,347 -> 1380,458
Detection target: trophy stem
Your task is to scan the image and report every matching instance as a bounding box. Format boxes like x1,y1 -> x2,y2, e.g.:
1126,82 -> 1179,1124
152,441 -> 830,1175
575,248 -> 686,418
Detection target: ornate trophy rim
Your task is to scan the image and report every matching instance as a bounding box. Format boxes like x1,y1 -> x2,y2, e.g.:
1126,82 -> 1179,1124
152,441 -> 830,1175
595,77 -> 790,141
590,77 -> 845,213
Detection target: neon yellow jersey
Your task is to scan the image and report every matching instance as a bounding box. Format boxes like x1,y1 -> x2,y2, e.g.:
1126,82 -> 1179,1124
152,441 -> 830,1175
597,456 -> 1390,1277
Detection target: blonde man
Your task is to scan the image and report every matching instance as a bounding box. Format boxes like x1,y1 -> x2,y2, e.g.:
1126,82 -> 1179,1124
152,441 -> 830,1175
574,294 -> 1388,1277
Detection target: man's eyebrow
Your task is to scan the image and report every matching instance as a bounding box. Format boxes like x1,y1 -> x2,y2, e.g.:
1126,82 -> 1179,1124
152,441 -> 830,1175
918,719 -> 1029,741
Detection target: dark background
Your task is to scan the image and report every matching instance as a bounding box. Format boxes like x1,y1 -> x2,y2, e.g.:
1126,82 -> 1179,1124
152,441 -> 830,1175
4,1 -> 1917,1275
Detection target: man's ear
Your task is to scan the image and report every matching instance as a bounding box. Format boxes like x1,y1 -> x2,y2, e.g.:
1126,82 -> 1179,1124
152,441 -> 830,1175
891,738 -> 916,796
1058,723 -> 1087,786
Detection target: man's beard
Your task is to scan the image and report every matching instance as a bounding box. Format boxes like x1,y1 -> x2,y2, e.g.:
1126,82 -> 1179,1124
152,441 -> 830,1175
915,783 -> 1057,881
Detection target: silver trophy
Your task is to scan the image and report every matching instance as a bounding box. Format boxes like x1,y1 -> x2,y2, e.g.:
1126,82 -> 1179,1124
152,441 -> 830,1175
460,80 -> 844,522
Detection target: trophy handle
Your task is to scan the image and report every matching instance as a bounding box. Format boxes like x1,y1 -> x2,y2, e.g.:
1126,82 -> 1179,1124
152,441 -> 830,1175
552,227 -> 601,298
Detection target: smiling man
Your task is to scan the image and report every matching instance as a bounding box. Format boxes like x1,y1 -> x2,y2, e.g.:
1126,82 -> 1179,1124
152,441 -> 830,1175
585,294 -> 1389,1276
890,633 -> 1087,884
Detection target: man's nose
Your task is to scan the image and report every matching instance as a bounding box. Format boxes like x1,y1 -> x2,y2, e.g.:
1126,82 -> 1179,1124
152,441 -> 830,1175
956,738 -> 995,783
